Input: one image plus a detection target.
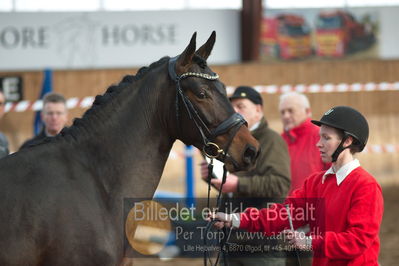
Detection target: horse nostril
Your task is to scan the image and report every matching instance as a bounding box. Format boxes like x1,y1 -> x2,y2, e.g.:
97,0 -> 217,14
243,145 -> 258,165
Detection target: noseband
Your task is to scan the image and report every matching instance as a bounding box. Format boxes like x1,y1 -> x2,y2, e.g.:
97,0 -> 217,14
168,56 -> 247,161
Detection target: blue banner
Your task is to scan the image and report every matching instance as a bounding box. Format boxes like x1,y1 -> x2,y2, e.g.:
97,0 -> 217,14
34,69 -> 53,135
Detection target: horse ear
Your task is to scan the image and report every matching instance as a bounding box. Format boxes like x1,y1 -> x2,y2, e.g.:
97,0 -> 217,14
176,32 -> 197,72
195,31 -> 216,60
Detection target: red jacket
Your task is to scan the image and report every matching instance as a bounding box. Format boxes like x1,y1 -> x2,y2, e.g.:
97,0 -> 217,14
239,167 -> 384,266
282,119 -> 330,195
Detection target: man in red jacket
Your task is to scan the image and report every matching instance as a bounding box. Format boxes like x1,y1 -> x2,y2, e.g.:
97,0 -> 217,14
212,106 -> 384,266
279,92 -> 330,195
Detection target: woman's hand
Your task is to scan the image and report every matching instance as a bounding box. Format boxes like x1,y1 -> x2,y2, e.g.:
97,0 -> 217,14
283,230 -> 312,251
207,212 -> 236,229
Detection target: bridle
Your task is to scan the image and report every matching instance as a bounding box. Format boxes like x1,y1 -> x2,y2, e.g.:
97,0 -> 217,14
168,56 -> 247,162
168,56 -> 246,265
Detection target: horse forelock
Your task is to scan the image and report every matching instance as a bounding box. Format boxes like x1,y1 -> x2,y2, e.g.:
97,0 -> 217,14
193,54 -> 207,68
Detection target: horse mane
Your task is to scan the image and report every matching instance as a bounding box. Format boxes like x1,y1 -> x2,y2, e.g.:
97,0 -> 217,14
28,56 -> 172,147
68,54 -> 206,133
24,53 -> 207,148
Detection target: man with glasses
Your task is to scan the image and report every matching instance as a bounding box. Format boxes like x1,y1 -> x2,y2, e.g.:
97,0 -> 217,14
0,90 -> 9,158
20,92 -> 68,150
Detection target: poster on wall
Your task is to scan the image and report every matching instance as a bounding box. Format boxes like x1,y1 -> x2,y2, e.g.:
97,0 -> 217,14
0,76 -> 23,102
260,7 -> 379,61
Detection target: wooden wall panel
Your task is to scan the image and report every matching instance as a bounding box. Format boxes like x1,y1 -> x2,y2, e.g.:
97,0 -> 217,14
0,59 -> 398,184
212,59 -> 399,86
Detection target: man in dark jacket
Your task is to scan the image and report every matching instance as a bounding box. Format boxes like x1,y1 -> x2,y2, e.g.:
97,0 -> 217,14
20,92 -> 68,150
201,86 -> 290,265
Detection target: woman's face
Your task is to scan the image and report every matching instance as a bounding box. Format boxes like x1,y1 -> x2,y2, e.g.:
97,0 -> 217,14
316,125 -> 343,163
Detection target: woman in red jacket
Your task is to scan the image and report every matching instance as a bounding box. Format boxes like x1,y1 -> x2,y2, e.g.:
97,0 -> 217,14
212,106 -> 384,266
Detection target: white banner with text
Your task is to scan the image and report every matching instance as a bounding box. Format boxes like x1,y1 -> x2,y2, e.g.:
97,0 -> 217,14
0,10 -> 240,70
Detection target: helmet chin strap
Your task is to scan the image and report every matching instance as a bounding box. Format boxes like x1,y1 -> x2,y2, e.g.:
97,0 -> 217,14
331,133 -> 351,162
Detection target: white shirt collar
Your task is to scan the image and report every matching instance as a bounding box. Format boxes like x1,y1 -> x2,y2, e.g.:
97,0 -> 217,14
45,130 -> 57,137
322,159 -> 360,185
250,121 -> 260,131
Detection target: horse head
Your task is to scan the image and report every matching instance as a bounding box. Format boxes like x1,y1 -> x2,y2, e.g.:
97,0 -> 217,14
169,31 -> 260,172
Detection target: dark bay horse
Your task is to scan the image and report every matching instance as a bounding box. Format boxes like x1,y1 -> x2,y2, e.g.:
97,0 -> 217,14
0,32 -> 259,266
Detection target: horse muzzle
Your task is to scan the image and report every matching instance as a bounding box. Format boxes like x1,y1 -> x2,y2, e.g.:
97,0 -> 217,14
242,144 -> 260,166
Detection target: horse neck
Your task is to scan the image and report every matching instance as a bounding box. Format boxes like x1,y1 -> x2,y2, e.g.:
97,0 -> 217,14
79,67 -> 177,201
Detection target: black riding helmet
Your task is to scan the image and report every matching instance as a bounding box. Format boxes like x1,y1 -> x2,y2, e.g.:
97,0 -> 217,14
311,106 -> 369,162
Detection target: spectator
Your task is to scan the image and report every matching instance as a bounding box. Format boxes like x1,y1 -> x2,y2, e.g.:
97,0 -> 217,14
201,86 -> 290,266
0,90 -> 9,158
279,92 -> 330,195
20,92 -> 68,150
212,106 -> 383,266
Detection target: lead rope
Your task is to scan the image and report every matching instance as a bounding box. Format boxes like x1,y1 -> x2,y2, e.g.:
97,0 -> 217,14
206,161 -> 214,213
286,205 -> 302,266
213,164 -> 232,266
204,160 -> 233,266
204,160 -> 213,266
